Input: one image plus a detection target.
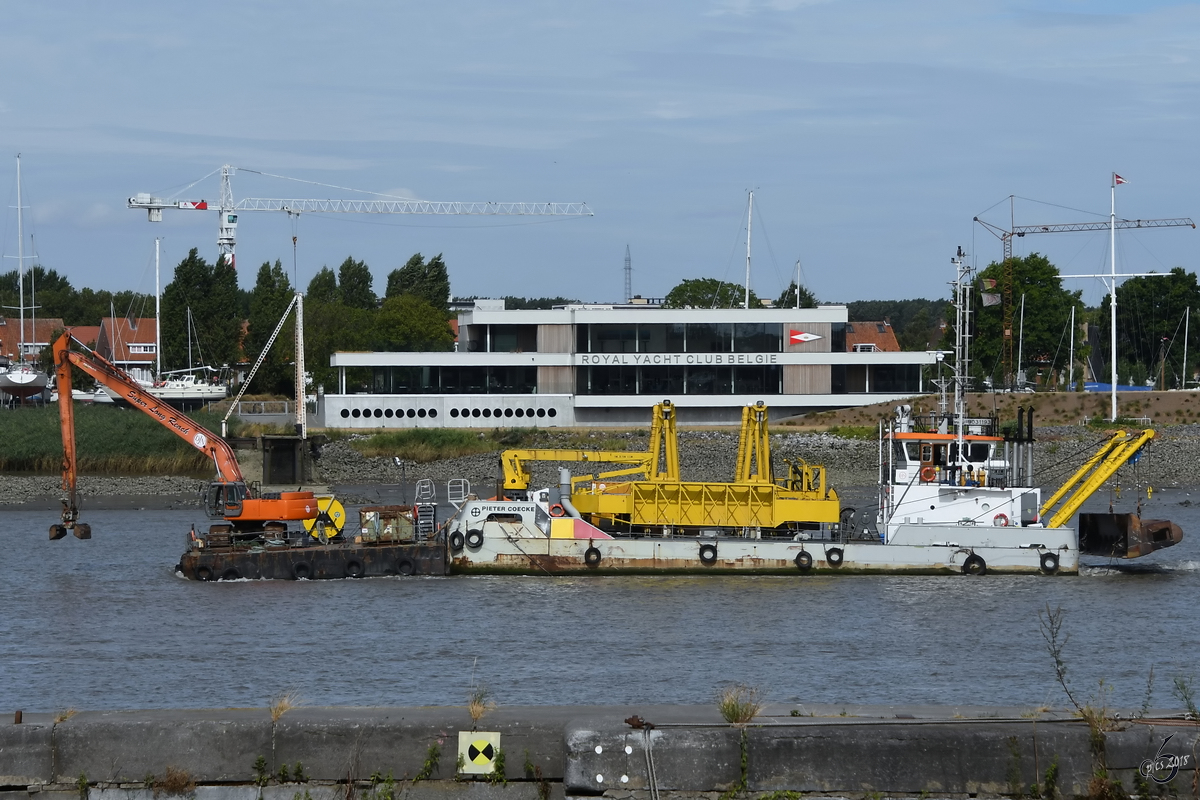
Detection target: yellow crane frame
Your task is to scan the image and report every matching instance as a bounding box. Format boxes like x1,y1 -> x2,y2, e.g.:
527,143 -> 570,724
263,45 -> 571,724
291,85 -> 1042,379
501,401 -> 840,530
1040,428 -> 1155,529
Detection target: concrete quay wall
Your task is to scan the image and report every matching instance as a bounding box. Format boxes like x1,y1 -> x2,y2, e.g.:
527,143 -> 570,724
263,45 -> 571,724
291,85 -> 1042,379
3,706 -> 1197,799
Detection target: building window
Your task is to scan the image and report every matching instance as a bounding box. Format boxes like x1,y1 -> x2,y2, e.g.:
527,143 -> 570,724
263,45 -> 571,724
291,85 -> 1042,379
128,344 -> 157,354
589,325 -> 637,354
733,323 -> 782,353
639,324 -> 686,353
685,323 -> 732,353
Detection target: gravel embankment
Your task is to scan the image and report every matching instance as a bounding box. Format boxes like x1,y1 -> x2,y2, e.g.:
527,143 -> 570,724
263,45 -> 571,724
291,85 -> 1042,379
0,475 -> 205,507
6,424 -> 1200,506
312,425 -> 1200,493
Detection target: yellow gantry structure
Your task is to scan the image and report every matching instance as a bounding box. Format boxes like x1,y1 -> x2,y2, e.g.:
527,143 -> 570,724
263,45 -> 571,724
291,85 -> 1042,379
1040,428 -> 1156,529
501,401 -> 841,530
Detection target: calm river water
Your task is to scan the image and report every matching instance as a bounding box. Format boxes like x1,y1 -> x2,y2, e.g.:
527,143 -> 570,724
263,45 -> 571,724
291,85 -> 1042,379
2,489 -> 1199,713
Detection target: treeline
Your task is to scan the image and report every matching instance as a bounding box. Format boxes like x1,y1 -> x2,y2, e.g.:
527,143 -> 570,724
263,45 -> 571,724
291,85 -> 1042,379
0,267 -> 162,329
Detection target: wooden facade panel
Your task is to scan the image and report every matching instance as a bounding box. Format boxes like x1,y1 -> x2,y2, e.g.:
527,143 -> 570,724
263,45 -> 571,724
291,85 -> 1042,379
783,364 -> 831,394
537,324 -> 574,353
783,321 -> 832,353
537,366 -> 574,394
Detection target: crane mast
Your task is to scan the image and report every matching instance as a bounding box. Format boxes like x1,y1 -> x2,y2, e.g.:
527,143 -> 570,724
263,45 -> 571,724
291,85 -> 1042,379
974,199 -> 1195,388
129,164 -> 594,268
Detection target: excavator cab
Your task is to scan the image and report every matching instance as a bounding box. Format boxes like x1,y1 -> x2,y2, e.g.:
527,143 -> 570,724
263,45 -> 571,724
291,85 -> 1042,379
204,481 -> 249,519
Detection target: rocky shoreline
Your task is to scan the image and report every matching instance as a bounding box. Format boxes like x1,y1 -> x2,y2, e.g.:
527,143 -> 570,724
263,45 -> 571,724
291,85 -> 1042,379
4,424 -> 1197,507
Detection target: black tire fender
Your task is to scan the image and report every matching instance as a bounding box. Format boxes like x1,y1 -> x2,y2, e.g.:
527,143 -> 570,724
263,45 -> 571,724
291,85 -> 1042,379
449,531 -> 466,551
221,567 -> 241,581
465,529 -> 485,548
1039,551 -> 1060,575
825,547 -> 844,568
795,550 -> 813,572
292,561 -> 313,580
584,546 -> 602,567
699,543 -> 718,565
397,559 -> 415,576
345,559 -> 365,578
962,553 -> 987,576
196,565 -> 214,582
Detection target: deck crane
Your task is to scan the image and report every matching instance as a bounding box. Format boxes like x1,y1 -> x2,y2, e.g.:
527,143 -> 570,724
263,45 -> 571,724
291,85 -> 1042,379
974,197 -> 1194,388
128,164 -> 593,268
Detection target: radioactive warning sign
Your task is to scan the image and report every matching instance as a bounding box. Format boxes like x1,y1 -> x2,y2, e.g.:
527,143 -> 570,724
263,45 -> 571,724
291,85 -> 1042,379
458,731 -> 501,775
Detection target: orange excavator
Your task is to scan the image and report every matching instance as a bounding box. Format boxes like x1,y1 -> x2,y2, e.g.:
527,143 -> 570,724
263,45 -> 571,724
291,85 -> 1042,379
50,331 -> 320,540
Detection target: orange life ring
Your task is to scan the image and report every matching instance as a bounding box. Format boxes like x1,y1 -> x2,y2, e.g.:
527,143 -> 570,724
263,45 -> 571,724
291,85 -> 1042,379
549,503 -> 566,517
919,466 -> 937,483
993,513 -> 1010,527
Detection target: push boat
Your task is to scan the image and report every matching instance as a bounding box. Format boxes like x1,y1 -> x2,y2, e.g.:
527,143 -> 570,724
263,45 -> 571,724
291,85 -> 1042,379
441,252 -> 1183,576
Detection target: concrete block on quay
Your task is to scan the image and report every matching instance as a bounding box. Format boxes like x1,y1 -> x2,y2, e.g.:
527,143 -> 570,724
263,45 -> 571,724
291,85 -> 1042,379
747,720 -> 1094,795
52,710 -> 274,784
0,716 -> 53,785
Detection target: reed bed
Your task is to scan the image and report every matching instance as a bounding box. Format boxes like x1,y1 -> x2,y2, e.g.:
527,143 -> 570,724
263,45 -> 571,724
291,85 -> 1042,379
0,405 -> 215,475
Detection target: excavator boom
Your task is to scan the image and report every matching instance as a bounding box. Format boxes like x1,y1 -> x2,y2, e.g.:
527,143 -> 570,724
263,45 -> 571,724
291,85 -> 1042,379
54,332 -> 243,482
52,331 -> 318,535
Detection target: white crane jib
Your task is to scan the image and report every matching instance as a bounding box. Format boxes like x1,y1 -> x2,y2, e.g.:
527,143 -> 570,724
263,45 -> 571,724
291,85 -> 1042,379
129,164 -> 594,268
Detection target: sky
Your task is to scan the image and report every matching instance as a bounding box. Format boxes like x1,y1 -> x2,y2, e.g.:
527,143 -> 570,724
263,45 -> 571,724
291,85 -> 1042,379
2,1 -> 1199,308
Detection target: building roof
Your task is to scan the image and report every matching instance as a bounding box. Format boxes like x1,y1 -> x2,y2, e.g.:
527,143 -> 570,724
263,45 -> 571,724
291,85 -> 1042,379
70,326 -> 102,347
97,317 -> 157,365
0,317 -> 66,358
845,321 -> 900,352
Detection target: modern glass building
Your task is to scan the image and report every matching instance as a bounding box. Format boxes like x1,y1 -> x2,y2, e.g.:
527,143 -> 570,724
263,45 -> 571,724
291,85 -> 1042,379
321,301 -> 940,427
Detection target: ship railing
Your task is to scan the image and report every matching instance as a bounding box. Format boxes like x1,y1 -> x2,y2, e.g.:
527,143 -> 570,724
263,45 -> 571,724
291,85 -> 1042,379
909,414 -> 998,437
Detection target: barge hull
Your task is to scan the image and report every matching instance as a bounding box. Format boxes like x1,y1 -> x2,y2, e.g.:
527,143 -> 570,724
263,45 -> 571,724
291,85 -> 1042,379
178,543 -> 447,581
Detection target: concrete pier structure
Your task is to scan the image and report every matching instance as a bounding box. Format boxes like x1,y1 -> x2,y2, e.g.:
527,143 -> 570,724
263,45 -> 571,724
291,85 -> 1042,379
2,705 -> 1196,799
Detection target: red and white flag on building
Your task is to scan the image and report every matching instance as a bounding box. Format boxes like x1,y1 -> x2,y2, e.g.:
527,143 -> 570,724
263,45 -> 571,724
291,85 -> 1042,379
1114,173 -> 1127,185
789,329 -> 823,344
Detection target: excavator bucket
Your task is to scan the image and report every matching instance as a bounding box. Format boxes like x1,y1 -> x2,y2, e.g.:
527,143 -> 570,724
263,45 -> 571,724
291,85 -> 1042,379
1079,513 -> 1183,559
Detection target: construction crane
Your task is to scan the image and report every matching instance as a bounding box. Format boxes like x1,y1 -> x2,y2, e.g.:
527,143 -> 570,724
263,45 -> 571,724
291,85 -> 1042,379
129,164 -> 594,268
974,197 -> 1194,387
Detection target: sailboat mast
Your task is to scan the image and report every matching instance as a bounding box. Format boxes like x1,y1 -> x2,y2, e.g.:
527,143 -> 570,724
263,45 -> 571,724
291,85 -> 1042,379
1017,294 -> 1026,386
187,307 -> 193,369
1110,175 -> 1118,421
155,238 -> 161,379
16,155 -> 24,363
1068,305 -> 1075,390
1185,307 -> 1191,390
744,190 -> 753,310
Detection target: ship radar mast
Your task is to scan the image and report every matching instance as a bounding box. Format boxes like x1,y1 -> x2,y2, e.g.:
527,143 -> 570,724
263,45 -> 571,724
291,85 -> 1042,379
950,247 -> 972,454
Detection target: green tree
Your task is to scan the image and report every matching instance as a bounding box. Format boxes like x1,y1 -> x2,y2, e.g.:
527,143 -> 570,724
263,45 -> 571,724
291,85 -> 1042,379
386,253 -> 451,313
160,248 -> 243,371
776,281 -> 818,309
972,253 -> 1082,385
337,256 -> 376,309
499,296 -> 579,310
1098,267 -> 1200,389
307,266 -> 339,303
373,295 -> 455,351
245,260 -> 295,396
663,278 -> 759,309
897,306 -> 937,351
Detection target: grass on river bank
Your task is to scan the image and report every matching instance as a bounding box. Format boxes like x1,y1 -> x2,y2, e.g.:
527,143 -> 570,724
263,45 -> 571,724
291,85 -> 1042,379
0,405 -> 221,475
